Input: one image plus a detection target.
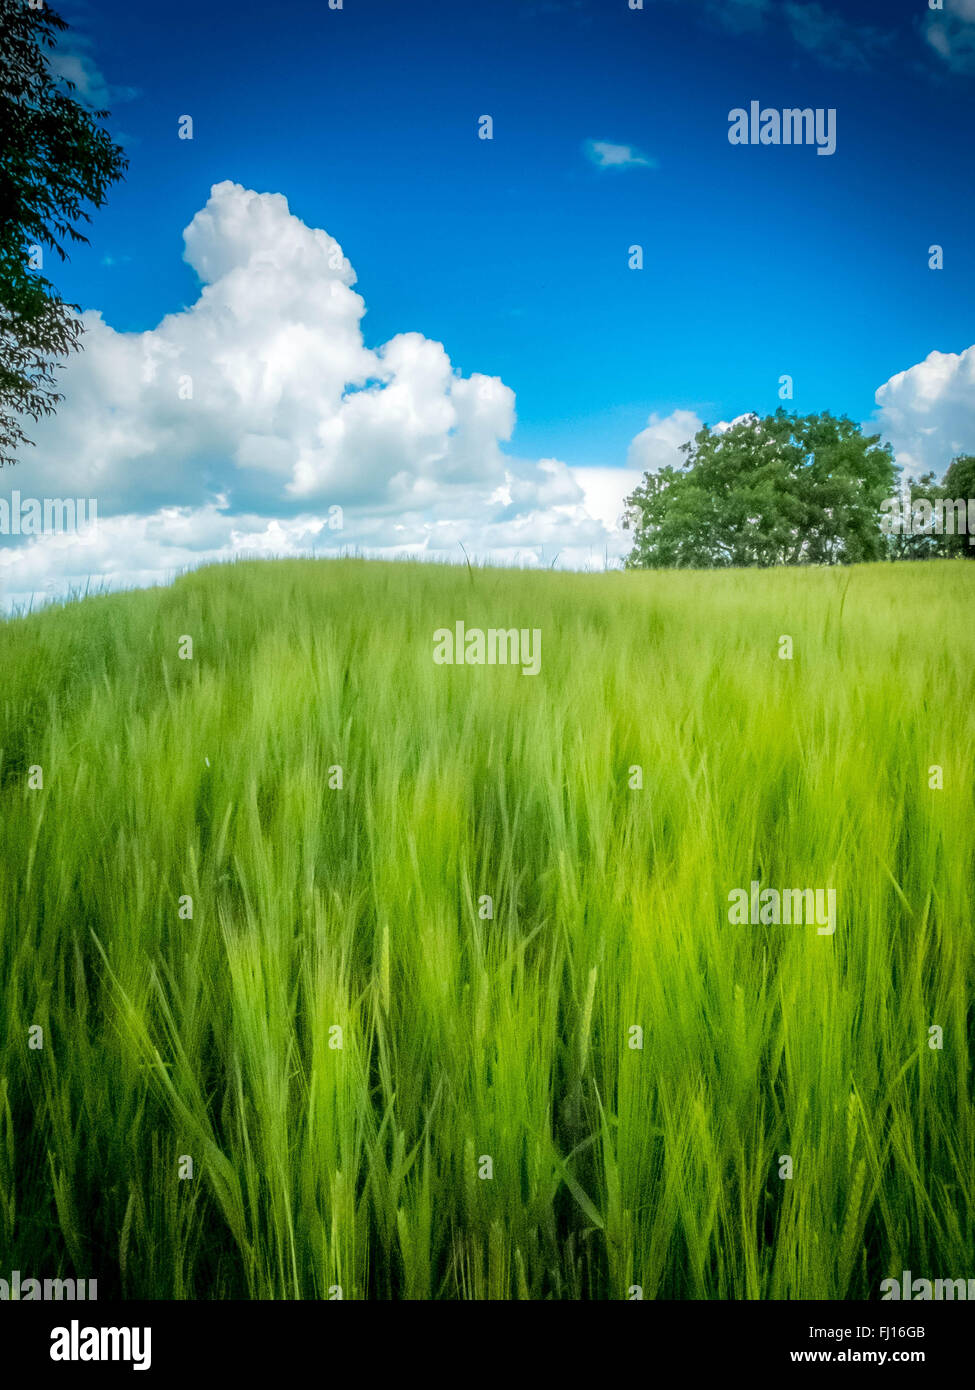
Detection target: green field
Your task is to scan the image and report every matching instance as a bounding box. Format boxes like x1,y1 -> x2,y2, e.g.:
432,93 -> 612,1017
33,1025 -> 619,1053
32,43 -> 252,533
0,557 -> 972,1299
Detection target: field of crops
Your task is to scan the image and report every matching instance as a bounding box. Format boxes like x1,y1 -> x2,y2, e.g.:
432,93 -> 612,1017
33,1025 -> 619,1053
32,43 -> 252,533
0,557 -> 971,1298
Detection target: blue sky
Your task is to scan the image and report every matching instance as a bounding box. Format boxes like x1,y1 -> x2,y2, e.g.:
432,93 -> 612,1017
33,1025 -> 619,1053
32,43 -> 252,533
57,0 -> 974,466
3,0 -> 974,605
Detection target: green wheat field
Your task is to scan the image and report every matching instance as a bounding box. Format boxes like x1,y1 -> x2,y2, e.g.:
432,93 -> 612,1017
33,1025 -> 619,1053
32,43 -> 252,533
0,557 -> 972,1299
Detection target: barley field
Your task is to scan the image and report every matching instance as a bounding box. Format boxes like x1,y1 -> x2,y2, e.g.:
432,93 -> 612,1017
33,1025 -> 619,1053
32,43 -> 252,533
0,557 -> 972,1299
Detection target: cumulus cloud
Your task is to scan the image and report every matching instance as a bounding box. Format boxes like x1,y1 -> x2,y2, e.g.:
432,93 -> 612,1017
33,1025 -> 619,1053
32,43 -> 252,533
872,344 -> 975,477
1,182 -> 627,609
573,467 -> 645,532
626,409 -> 703,472
924,0 -> 975,73
9,182 -> 965,612
714,413 -> 762,434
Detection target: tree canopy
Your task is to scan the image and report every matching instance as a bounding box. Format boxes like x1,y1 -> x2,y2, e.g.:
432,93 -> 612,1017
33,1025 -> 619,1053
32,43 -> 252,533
623,409 -> 901,568
0,0 -> 127,467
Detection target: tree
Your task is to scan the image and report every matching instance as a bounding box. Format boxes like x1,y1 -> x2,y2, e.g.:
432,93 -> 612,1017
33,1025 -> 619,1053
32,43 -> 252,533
879,458 -> 975,559
0,0 -> 126,467
941,455 -> 975,558
881,471 -> 949,560
623,409 -> 898,569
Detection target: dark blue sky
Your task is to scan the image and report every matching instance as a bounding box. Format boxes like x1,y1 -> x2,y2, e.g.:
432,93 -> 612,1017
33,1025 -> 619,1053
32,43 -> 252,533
55,0 -> 975,471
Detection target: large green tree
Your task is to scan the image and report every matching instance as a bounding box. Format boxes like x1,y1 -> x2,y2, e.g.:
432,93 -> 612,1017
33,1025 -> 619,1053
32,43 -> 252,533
623,409 -> 898,569
0,0 -> 126,467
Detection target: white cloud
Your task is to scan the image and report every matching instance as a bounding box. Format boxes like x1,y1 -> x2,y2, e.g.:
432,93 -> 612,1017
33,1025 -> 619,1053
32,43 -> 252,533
1,182 -> 630,609
872,344 -> 975,477
573,467 -> 645,532
12,182 -> 966,612
925,0 -> 975,73
714,412 -> 761,434
583,140 -> 656,170
626,409 -> 703,472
